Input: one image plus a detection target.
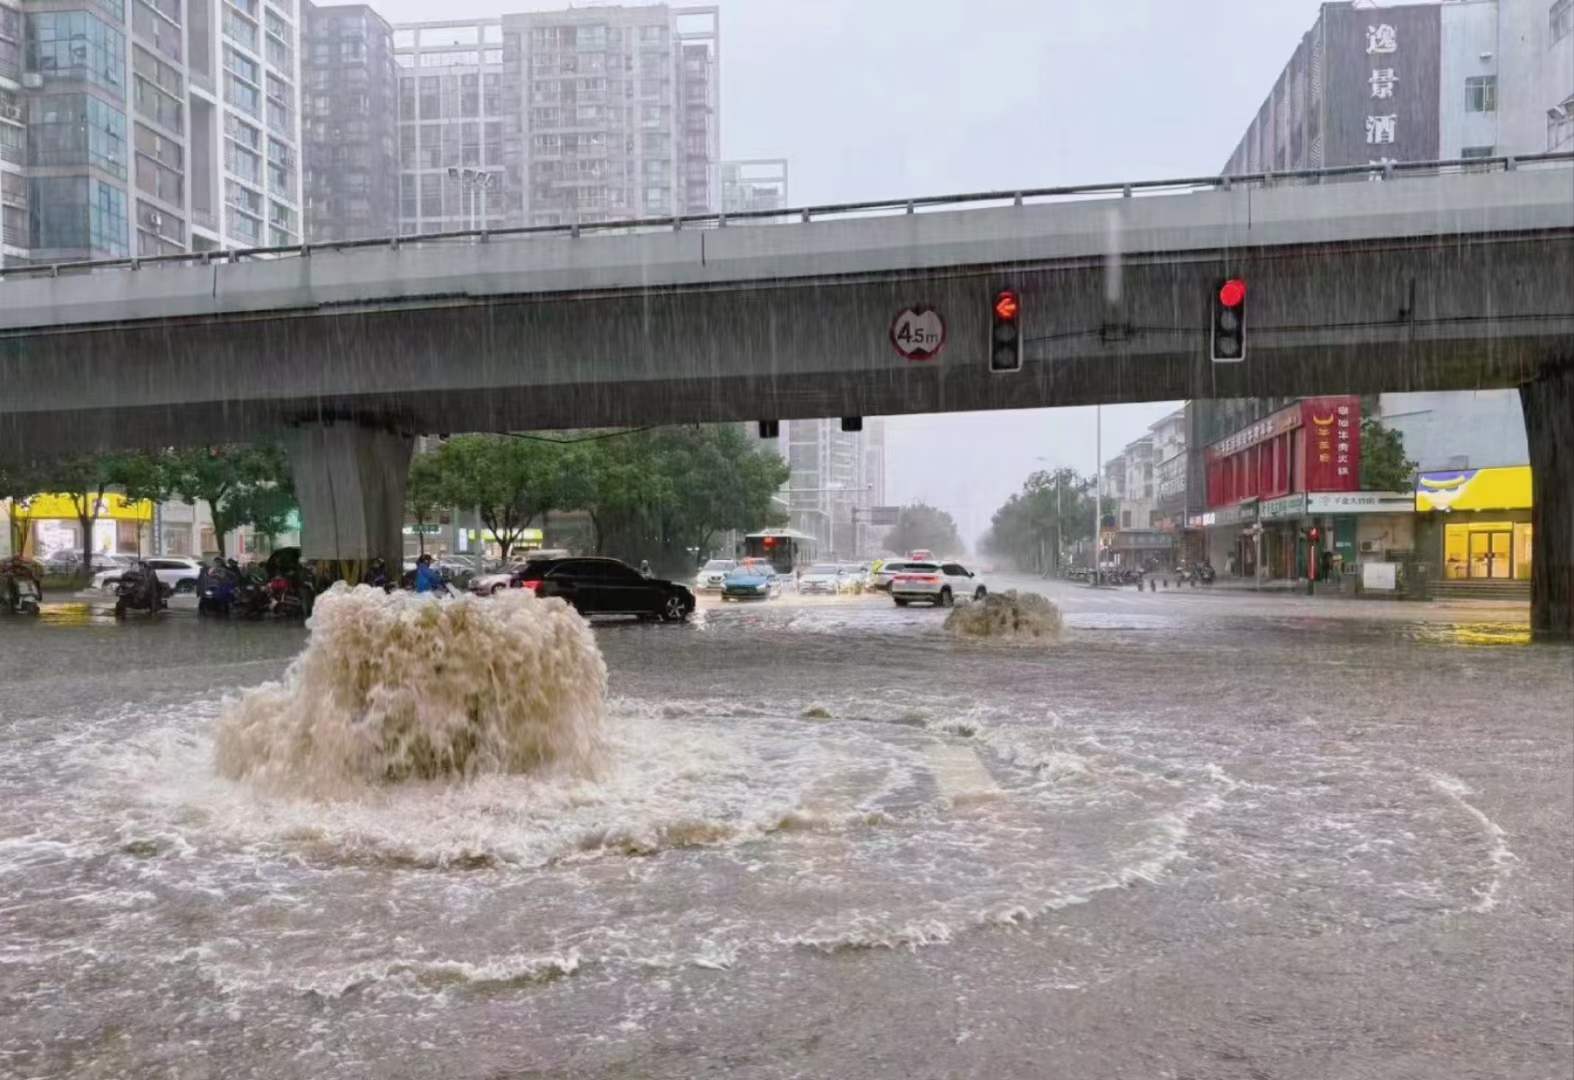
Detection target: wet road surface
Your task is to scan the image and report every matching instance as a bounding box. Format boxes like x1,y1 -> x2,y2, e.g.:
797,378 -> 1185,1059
0,578 -> 1570,1079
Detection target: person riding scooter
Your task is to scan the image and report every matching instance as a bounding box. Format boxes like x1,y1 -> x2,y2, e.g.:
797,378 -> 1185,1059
362,557 -> 394,591
412,554 -> 447,595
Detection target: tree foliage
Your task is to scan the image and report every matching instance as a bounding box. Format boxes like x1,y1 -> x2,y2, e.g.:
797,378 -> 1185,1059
882,501 -> 964,558
0,458 -> 52,558
157,444 -> 296,557
419,426 -> 789,570
1359,417 -> 1417,492
979,468 -> 1102,572
424,435 -> 584,558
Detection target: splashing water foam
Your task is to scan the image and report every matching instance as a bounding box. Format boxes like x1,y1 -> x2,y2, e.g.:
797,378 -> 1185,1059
214,585 -> 607,795
943,590 -> 1063,644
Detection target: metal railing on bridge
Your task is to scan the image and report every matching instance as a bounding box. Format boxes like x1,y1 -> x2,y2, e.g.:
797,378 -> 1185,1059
1,151 -> 1570,283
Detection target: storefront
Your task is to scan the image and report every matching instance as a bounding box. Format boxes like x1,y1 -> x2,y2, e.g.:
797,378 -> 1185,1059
1109,529 -> 1174,569
1194,500 -> 1259,575
1258,493 -> 1305,579
7,493 -> 154,559
1415,466 -> 1533,581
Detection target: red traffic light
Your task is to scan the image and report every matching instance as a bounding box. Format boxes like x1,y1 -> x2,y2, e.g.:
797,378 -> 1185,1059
993,290 -> 1020,321
1218,278 -> 1247,308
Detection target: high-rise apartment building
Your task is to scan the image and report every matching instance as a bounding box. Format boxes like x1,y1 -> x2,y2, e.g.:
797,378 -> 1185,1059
301,1 -> 397,241
719,157 -> 786,214
391,17 -> 506,233
381,4 -> 719,236
0,0 -> 304,268
765,418 -> 885,558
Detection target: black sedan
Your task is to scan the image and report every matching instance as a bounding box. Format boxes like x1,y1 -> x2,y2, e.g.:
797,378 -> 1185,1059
504,557 -> 695,621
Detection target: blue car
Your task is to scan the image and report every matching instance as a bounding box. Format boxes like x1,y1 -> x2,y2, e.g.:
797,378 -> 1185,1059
721,564 -> 782,601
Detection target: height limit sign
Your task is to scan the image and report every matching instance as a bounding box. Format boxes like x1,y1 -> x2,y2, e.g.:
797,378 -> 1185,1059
889,305 -> 946,361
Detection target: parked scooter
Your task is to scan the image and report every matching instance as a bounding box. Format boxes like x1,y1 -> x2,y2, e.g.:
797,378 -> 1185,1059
197,558 -> 240,616
114,561 -> 170,618
1,557 -> 43,616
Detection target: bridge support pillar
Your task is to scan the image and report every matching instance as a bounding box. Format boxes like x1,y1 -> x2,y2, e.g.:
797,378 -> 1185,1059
1520,363 -> 1574,642
282,422 -> 412,573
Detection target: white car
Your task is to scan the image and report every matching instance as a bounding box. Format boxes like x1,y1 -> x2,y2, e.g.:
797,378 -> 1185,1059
92,556 -> 203,594
797,563 -> 855,595
692,559 -> 738,593
469,562 -> 530,595
890,561 -> 988,607
869,560 -> 916,592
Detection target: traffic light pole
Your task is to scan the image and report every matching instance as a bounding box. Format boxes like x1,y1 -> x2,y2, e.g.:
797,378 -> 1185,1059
1093,405 -> 1102,587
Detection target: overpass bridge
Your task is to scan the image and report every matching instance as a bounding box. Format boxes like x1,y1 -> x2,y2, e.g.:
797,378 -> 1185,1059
1,154 -> 1570,636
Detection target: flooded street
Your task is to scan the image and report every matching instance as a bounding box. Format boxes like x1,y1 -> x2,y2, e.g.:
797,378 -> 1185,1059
1,580 -> 1570,1079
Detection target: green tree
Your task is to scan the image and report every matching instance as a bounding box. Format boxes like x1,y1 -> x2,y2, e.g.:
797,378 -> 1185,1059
45,454 -> 124,575
405,451 -> 447,557
1359,417 -> 1417,492
883,501 -> 964,558
0,458 -> 52,560
979,468 -> 1101,572
569,426 -> 786,568
161,443 -> 295,557
429,435 -> 573,558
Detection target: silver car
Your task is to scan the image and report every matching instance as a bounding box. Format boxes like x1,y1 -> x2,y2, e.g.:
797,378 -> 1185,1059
692,559 -> 738,593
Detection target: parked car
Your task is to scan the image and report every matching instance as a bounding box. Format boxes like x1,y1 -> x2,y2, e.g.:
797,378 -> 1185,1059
469,562 -> 531,595
798,563 -> 855,595
692,559 -> 738,593
44,551 -> 128,576
890,561 -> 988,607
92,556 -> 202,594
507,557 -> 694,621
721,564 -> 783,601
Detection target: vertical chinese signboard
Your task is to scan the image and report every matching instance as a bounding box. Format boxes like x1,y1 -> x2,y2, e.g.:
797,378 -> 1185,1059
1322,5 -> 1440,168
1301,397 -> 1361,491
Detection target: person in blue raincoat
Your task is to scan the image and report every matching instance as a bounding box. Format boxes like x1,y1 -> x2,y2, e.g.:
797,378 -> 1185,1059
414,554 -> 447,594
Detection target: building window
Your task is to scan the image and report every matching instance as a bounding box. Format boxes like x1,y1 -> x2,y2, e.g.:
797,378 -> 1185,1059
226,73 -> 261,117
222,4 -> 257,50
266,136 -> 293,197
29,94 -> 127,178
26,10 -> 126,91
1460,145 -> 1495,159
1553,0 -> 1573,43
1464,75 -> 1497,113
225,137 -> 261,183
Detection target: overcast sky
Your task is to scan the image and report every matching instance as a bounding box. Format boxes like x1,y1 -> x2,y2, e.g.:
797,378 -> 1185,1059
376,0 -> 1342,543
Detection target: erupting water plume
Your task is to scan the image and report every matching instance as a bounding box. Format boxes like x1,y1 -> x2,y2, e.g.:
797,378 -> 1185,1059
215,585 -> 607,793
944,591 -> 1062,644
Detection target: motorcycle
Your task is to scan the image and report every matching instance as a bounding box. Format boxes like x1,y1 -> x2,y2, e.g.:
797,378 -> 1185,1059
1,558 -> 43,616
267,573 -> 315,618
197,564 -> 240,616
114,563 -> 171,618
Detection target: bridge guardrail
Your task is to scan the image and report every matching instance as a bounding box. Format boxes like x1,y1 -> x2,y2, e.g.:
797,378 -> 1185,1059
1,151 -> 1570,282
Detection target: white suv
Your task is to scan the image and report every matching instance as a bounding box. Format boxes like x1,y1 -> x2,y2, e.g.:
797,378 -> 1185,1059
92,557 -> 203,594
890,561 -> 987,607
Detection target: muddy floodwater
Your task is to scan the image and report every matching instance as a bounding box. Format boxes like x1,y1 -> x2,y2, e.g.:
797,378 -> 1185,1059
1,577 -> 1570,1079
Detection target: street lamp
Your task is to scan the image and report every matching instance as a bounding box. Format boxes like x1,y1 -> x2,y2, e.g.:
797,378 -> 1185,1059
447,167 -> 499,230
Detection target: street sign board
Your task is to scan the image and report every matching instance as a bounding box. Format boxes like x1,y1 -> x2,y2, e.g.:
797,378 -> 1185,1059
889,306 -> 945,361
868,506 -> 900,527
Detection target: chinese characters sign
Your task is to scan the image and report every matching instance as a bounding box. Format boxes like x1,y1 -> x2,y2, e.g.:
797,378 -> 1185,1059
1300,397 -> 1361,492
1206,404 -> 1301,462
1325,5 -> 1439,168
